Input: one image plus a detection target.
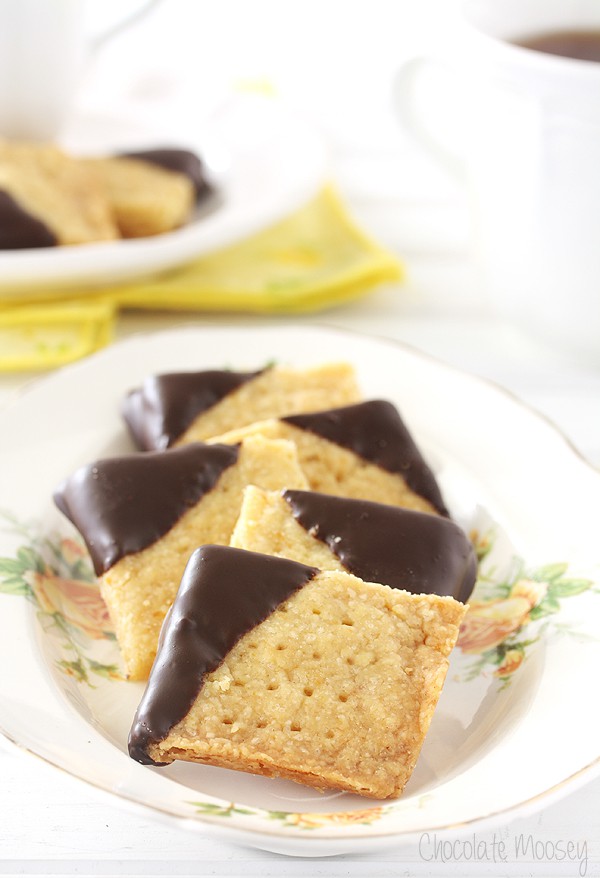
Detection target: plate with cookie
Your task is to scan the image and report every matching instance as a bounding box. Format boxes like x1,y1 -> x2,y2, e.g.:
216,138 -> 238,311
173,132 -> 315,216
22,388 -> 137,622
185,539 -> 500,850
0,324 -> 599,856
0,97 -> 327,295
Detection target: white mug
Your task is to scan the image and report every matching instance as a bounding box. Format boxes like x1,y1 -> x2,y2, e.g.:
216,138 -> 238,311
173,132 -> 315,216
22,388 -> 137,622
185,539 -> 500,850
0,0 -> 160,142
394,0 -> 600,362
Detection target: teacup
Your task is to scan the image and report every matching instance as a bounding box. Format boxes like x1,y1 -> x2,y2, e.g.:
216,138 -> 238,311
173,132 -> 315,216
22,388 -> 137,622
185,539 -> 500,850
0,0 -> 159,142
394,0 -> 600,362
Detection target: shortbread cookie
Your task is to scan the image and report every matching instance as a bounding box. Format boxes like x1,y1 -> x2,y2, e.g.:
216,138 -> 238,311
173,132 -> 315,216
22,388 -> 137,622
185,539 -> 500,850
54,436 -> 307,680
232,487 -> 476,601
0,141 -> 118,248
129,545 -> 466,799
122,362 -> 361,450
85,151 -> 199,238
119,148 -> 213,201
214,399 -> 448,516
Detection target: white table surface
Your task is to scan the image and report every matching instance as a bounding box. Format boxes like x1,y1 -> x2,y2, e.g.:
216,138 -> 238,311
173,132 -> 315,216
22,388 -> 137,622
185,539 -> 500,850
1,3 -> 600,872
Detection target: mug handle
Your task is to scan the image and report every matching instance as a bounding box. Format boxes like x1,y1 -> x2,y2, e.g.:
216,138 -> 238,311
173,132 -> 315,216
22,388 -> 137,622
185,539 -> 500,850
90,0 -> 163,53
392,56 -> 466,181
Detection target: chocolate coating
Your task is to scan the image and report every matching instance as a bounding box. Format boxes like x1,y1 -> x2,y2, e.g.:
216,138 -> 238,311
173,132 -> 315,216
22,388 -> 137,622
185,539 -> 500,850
283,400 -> 449,516
128,545 -> 318,765
122,369 -> 265,451
0,190 -> 57,249
119,148 -> 212,200
53,443 -> 239,575
283,489 -> 476,602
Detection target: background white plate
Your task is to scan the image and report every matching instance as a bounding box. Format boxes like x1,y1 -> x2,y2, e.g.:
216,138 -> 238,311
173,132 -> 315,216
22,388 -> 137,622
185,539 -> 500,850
0,324 -> 599,857
0,96 -> 327,295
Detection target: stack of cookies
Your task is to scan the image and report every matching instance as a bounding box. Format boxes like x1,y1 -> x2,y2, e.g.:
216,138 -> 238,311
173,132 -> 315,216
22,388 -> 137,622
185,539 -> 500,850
54,361 -> 476,800
0,140 -> 212,248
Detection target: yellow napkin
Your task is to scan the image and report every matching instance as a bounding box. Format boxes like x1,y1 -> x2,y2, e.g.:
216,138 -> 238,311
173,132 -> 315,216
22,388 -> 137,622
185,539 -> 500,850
0,186 -> 402,371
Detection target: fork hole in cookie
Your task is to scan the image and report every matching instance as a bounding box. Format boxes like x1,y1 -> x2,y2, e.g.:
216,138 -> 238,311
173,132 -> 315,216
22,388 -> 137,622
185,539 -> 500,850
303,687 -> 313,697
338,694 -> 348,703
342,618 -> 354,627
266,683 -> 279,691
290,723 -> 302,732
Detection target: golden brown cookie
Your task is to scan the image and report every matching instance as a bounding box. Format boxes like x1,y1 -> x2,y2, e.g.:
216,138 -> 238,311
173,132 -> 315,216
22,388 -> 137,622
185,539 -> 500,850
54,436 -> 307,680
122,362 -> 361,450
231,486 -> 476,601
84,154 -> 196,238
0,140 -> 118,247
213,399 -> 449,516
129,545 -> 466,799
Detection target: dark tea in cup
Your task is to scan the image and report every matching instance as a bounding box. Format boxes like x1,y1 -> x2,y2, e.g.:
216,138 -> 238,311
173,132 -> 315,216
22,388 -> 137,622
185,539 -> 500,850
515,29 -> 600,62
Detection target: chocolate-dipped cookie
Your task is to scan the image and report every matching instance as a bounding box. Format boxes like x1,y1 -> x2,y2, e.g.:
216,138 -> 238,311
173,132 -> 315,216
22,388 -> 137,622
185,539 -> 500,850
213,399 -> 448,517
122,362 -> 361,450
0,141 -> 118,248
54,436 -> 307,679
129,545 -> 466,799
232,487 -> 476,601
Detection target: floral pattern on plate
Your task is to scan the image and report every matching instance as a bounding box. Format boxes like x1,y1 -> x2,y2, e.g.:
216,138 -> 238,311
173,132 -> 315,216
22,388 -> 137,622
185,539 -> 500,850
457,528 -> 597,688
1,511 -> 596,696
0,510 -> 119,685
190,799 -> 392,828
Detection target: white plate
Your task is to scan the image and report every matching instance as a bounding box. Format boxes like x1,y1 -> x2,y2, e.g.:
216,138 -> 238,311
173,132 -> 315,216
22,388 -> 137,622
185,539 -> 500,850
0,96 -> 327,295
0,324 -> 599,857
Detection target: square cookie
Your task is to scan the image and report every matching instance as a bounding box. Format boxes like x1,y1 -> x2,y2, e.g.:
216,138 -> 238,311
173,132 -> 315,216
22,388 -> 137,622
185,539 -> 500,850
213,399 -> 448,516
231,486 -> 476,602
54,436 -> 307,680
129,545 -> 466,799
84,154 -> 196,238
122,362 -> 361,450
0,140 -> 118,247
